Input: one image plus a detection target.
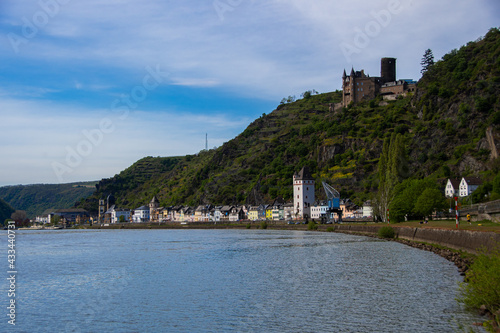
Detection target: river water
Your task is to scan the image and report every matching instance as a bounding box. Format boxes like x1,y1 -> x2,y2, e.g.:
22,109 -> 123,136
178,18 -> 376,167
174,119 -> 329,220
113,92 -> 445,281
0,229 -> 483,332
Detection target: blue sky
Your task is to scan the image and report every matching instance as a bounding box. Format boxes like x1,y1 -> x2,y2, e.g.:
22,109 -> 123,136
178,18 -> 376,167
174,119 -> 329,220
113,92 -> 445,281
0,0 -> 499,186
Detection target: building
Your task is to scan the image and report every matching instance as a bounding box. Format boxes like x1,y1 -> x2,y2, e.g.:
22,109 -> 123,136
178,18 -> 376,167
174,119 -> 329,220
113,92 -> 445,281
341,57 -> 416,107
293,166 -> 315,219
445,179 -> 461,198
459,177 -> 482,197
132,205 -> 150,223
149,196 -> 160,222
311,201 -> 328,220
362,201 -> 373,218
47,208 -> 90,224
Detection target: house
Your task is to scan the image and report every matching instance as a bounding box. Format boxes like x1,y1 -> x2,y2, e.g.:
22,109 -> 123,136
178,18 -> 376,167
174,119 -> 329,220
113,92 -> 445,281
362,201 -> 373,218
213,206 -> 223,222
283,202 -> 294,220
105,205 -> 131,223
340,199 -> 359,218
271,198 -> 285,220
229,206 -> 246,221
293,166 -> 315,219
445,179 -> 461,198
220,206 -> 233,221
132,205 -> 150,223
459,177 -> 482,197
311,201 -> 328,220
248,206 -> 260,221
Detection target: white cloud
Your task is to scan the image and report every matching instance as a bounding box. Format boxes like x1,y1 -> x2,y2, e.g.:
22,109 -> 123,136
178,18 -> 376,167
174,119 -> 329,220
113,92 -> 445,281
0,97 -> 250,185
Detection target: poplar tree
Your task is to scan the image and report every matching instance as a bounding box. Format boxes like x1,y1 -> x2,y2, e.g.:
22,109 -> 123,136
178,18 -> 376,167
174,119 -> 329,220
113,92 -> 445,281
375,133 -> 409,222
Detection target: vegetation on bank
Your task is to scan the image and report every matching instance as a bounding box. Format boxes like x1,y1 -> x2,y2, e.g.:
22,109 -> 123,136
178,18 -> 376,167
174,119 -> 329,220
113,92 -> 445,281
0,198 -> 14,225
459,245 -> 500,332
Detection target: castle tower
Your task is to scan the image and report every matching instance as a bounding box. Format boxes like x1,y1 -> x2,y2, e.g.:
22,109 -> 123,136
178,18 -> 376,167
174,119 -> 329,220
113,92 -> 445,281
149,196 -> 160,222
293,167 -> 315,219
381,57 -> 396,83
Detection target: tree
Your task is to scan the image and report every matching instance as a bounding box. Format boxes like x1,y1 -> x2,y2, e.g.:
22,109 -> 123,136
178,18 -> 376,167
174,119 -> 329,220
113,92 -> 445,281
11,210 -> 29,227
119,215 -> 126,223
375,133 -> 409,222
414,188 -> 446,219
421,49 -> 434,74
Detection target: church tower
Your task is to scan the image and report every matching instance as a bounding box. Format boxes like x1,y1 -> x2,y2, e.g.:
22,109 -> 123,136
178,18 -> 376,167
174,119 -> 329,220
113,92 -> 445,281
149,196 -> 160,222
293,167 -> 315,219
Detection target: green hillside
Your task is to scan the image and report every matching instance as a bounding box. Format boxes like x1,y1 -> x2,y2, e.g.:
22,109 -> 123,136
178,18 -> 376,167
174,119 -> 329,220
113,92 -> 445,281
78,28 -> 500,215
0,181 -> 97,218
0,198 -> 15,224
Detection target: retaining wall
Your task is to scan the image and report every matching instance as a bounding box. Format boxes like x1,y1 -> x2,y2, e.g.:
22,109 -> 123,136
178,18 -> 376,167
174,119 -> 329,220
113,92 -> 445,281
334,224 -> 500,254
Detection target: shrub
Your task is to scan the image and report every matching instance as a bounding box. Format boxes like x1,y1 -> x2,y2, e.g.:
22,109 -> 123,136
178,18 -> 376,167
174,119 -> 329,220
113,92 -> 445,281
326,226 -> 335,232
378,226 -> 395,239
260,221 -> 268,229
459,246 -> 500,331
246,224 -> 251,229
307,220 -> 318,231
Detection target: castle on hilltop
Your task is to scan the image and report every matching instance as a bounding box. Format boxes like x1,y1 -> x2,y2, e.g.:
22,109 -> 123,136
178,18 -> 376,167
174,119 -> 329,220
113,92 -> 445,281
340,57 -> 416,107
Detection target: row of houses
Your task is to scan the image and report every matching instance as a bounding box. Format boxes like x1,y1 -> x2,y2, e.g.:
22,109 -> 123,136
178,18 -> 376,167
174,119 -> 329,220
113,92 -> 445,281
445,177 -> 482,198
99,197 -> 374,224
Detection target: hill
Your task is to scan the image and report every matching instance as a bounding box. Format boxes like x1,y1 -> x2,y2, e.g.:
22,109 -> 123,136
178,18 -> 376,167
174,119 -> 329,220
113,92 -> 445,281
77,28 -> 500,215
0,182 -> 97,218
0,198 -> 15,224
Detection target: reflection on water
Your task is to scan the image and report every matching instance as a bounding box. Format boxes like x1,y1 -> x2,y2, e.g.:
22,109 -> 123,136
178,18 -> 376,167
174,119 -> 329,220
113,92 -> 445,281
0,229 -> 483,332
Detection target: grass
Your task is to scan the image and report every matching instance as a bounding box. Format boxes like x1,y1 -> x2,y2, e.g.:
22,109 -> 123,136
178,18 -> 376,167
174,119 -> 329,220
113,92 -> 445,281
390,219 -> 500,233
459,245 -> 500,332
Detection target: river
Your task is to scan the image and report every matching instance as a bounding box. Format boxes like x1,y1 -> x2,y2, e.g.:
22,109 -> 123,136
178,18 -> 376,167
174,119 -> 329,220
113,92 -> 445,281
0,229 -> 483,332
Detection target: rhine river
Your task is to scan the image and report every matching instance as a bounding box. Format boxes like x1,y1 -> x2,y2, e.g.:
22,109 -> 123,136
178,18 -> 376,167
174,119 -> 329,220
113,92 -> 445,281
0,229 -> 483,332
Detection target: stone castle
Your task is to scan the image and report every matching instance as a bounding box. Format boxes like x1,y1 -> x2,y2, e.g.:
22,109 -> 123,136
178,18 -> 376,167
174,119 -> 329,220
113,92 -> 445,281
340,57 -> 416,107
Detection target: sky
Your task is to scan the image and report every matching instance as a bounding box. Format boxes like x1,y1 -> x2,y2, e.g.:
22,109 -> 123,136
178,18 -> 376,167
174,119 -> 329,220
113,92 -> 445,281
0,0 -> 499,186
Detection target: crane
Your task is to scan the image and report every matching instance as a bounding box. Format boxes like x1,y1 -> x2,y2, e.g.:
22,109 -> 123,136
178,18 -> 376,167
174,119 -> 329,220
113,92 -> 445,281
322,181 -> 343,223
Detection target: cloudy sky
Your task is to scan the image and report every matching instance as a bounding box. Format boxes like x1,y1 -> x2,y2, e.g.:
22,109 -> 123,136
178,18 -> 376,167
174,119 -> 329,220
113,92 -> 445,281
0,0 -> 498,186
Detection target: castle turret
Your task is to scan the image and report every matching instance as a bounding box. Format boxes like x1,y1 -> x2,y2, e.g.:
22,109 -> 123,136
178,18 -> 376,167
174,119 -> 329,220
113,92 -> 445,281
381,57 -> 396,83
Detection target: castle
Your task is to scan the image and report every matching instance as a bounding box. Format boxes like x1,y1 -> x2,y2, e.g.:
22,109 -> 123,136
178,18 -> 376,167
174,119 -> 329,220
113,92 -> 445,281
341,57 -> 416,106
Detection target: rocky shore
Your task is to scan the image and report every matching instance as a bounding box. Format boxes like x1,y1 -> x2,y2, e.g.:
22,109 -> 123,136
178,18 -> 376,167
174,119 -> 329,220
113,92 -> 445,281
394,238 -> 472,275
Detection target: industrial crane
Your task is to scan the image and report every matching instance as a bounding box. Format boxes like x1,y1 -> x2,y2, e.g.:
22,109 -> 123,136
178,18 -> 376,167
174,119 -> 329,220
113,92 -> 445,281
322,181 -> 343,223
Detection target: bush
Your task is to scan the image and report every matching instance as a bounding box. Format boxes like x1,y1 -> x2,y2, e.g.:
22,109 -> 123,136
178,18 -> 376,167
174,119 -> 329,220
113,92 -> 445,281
459,246 -> 500,331
326,226 -> 335,232
378,226 -> 395,239
307,220 -> 318,231
260,221 -> 268,229
246,224 -> 251,229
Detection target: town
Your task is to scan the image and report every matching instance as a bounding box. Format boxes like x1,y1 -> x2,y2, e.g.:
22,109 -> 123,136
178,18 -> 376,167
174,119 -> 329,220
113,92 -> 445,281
33,167 -> 483,227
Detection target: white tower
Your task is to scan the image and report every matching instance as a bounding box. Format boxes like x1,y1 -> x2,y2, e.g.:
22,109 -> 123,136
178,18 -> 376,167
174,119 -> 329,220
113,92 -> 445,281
293,167 -> 315,219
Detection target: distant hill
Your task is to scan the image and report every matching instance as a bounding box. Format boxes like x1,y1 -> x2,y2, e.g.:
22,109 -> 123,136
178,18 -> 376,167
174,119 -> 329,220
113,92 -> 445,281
77,28 -> 500,215
0,198 -> 14,224
0,182 -> 97,218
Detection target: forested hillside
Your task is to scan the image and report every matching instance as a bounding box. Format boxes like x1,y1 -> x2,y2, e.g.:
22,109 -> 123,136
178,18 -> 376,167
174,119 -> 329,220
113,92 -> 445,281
0,198 -> 14,224
78,28 -> 500,215
0,182 -> 97,218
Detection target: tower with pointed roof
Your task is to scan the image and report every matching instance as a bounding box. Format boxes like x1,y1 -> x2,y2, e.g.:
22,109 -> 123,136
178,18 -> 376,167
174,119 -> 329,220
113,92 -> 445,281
149,196 -> 160,222
293,167 -> 315,219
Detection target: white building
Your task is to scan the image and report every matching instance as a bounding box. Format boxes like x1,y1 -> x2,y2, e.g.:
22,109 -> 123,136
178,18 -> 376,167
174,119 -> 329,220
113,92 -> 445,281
459,177 -> 482,197
132,205 -> 150,223
362,201 -> 373,218
111,208 -> 130,223
445,179 -> 461,198
293,167 -> 315,219
311,202 -> 328,220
